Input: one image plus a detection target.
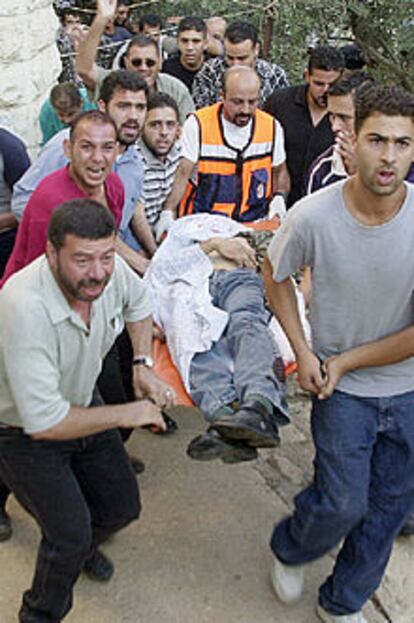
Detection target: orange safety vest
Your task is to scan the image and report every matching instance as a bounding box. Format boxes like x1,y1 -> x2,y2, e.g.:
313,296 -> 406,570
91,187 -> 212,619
179,103 -> 275,222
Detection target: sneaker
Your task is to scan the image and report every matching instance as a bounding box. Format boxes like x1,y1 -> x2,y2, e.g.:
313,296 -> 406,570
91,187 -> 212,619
210,399 -> 280,448
316,604 -> 367,622
0,508 -> 12,542
270,556 -> 304,604
187,430 -> 258,464
83,548 -> 114,582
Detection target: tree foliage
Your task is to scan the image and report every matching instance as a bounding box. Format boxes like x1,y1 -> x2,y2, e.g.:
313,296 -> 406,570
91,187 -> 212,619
81,0 -> 414,91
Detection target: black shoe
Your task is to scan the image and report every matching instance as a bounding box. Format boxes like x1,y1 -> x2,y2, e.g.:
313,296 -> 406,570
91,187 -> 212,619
399,514 -> 414,536
0,508 -> 12,542
129,455 -> 146,474
209,399 -> 280,449
187,430 -> 258,464
83,549 -> 114,582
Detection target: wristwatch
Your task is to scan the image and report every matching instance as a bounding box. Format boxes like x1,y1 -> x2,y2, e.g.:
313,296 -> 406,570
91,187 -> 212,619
132,355 -> 154,369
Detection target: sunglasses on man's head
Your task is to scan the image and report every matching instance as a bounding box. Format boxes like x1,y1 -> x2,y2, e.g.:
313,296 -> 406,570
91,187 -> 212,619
130,58 -> 157,68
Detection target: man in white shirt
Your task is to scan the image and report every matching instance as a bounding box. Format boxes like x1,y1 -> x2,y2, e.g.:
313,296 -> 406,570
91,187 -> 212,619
155,65 -> 290,241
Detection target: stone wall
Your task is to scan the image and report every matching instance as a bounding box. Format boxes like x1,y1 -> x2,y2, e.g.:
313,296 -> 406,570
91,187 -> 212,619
0,0 -> 60,155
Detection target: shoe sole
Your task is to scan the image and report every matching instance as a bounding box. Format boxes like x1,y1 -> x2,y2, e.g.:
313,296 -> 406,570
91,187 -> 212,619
210,422 -> 280,448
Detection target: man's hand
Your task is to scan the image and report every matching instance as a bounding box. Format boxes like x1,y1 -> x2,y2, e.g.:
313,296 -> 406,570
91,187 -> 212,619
214,238 -> 256,269
133,366 -> 177,409
154,210 -> 175,243
296,350 -> 325,394
96,0 -> 117,21
335,130 -> 357,175
317,353 -> 350,400
119,399 -> 167,431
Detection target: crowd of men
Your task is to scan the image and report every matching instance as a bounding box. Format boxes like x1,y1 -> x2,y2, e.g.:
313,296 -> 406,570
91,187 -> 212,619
0,1 -> 414,621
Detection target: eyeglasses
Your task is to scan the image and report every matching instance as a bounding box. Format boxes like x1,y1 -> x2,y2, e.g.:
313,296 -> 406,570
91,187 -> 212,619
130,58 -> 157,68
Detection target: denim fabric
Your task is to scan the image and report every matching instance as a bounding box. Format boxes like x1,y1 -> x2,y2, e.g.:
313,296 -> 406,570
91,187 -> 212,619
0,428 -> 140,622
270,389 -> 414,615
189,268 -> 289,423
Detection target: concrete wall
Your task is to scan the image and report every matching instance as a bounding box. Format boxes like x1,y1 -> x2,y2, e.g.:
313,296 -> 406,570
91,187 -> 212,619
0,0 -> 60,154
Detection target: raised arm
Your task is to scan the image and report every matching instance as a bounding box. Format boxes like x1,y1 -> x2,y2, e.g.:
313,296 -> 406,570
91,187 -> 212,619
76,0 -> 116,92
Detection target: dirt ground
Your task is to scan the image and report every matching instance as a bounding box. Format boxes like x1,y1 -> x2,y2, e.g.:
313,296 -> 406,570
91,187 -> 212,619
0,379 -> 412,622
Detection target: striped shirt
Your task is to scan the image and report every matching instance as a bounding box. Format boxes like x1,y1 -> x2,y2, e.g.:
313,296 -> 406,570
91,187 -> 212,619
136,139 -> 181,228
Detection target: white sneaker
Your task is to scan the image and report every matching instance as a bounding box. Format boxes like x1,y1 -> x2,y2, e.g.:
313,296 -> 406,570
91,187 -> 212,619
270,557 -> 304,604
316,603 -> 367,622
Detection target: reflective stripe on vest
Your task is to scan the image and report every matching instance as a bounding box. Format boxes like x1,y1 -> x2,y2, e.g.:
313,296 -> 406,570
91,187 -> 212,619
178,103 -> 275,222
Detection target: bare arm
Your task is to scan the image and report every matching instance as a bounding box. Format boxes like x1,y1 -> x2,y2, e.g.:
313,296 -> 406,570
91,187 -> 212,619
115,236 -> 150,276
271,162 -> 290,199
200,237 -> 256,269
75,0 -> 116,91
319,326 -> 414,399
263,257 -> 324,393
162,157 -> 195,215
0,213 -> 18,230
131,201 -> 157,257
32,400 -> 164,441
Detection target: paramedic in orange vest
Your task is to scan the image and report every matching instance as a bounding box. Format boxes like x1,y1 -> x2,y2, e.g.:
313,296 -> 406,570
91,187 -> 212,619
154,66 -> 290,241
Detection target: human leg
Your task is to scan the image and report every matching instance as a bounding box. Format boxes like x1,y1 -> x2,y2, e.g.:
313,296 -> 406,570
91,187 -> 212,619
213,269 -> 288,419
318,390 -> 414,616
0,432 -> 94,622
271,392 -> 377,566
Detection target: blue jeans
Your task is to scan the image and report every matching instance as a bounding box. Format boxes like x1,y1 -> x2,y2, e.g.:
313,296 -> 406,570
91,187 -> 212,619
0,427 -> 140,622
189,269 -> 288,422
270,389 -> 414,615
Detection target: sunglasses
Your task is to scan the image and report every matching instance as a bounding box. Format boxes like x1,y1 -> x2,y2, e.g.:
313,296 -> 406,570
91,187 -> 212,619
130,58 -> 157,68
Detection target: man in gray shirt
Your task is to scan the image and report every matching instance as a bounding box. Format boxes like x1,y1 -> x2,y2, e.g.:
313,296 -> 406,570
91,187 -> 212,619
0,199 -> 166,622
264,84 -> 414,622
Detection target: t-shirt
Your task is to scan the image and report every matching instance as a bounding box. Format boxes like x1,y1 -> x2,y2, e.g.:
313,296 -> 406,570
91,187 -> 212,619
267,180 -> 414,397
181,112 -> 286,166
39,88 -> 97,146
1,166 -> 123,285
0,129 -> 30,229
0,254 -> 151,433
162,54 -> 201,91
264,84 -> 334,207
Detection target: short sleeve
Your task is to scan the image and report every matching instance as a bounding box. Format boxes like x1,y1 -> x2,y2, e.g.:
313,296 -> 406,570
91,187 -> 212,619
272,119 -> 286,167
267,206 -> 311,282
1,293 -> 70,433
180,115 -> 200,164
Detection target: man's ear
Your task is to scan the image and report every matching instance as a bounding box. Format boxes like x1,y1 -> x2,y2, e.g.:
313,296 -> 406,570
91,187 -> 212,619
254,42 -> 259,59
219,89 -> 224,103
46,240 -> 57,268
63,138 -> 72,160
304,68 -> 310,83
97,99 -> 106,113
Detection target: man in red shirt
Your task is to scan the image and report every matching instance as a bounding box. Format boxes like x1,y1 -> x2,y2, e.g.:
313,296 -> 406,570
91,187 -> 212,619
1,110 -> 123,285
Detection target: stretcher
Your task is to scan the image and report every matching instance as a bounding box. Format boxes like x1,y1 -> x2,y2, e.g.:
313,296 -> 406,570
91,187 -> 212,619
152,216 -> 297,406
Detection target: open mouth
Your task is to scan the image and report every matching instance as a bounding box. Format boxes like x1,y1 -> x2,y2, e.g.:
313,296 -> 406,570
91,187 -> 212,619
377,170 -> 396,186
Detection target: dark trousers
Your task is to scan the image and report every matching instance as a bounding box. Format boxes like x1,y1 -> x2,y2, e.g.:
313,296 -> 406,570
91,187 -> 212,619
0,428 -> 140,622
271,390 -> 414,615
0,227 -> 16,278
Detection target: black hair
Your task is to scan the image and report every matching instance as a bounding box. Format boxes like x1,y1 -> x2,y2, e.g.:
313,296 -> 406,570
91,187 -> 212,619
328,70 -> 375,97
224,21 -> 258,47
50,82 -> 82,110
355,83 -> 414,134
138,13 -> 163,31
308,45 -> 345,73
69,110 -> 117,141
178,16 -> 207,37
99,70 -> 148,104
48,199 -> 116,250
126,34 -> 160,58
147,91 -> 179,119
